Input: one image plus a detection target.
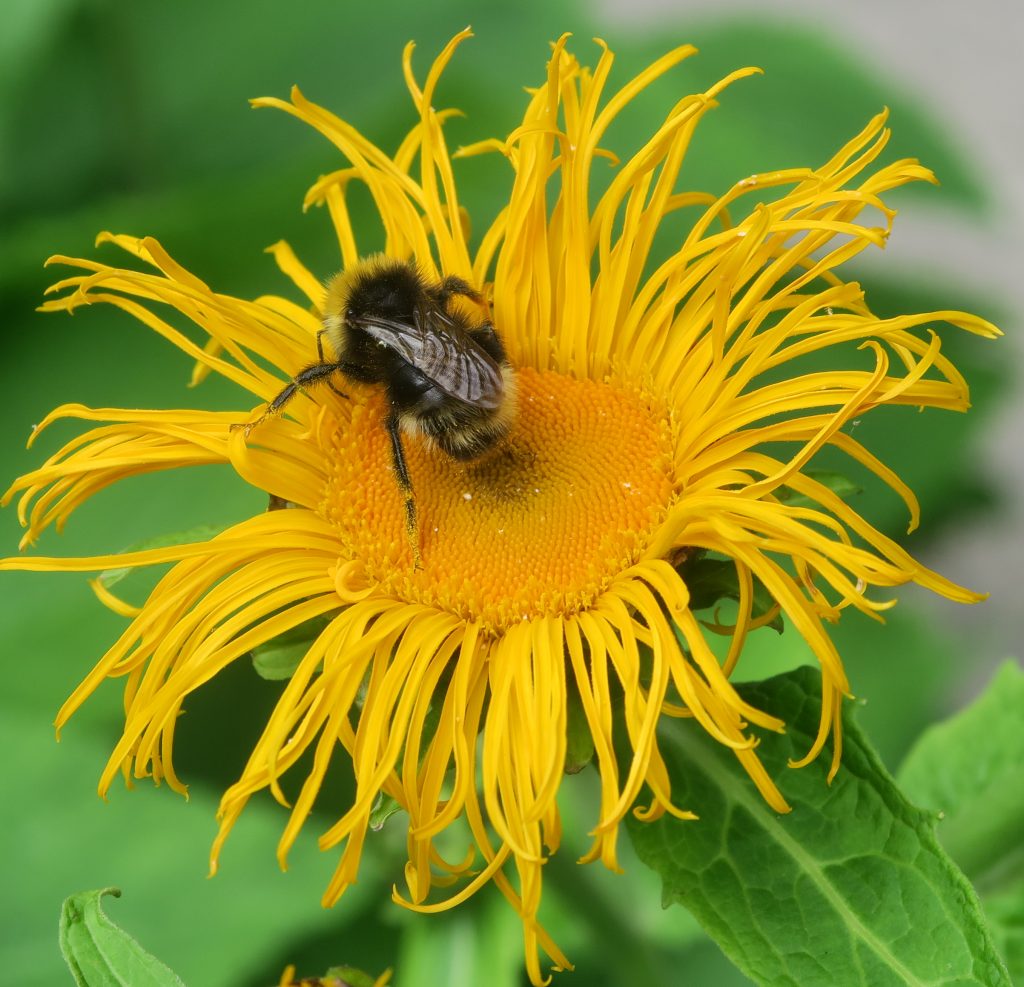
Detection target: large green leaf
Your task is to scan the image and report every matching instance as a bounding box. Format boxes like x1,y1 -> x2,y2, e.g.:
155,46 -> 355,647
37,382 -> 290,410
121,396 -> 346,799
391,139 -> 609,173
898,662 -> 1024,983
626,666 -> 1010,986
984,887 -> 1024,987
898,662 -> 1024,881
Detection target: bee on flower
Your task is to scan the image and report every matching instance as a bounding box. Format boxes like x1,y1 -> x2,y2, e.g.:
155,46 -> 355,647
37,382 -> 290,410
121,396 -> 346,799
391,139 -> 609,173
2,30 -> 996,985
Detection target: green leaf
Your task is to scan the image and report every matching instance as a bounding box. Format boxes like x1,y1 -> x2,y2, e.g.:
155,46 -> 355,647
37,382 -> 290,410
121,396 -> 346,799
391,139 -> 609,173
897,661 -> 1024,883
679,555 -> 784,633
983,886 -> 1024,987
97,524 -> 232,590
59,888 -> 185,987
626,666 -> 1011,987
896,661 -> 1024,982
251,613 -> 333,680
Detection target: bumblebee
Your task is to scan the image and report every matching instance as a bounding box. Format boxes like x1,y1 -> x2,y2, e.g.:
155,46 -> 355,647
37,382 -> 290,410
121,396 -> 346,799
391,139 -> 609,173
238,256 -> 517,565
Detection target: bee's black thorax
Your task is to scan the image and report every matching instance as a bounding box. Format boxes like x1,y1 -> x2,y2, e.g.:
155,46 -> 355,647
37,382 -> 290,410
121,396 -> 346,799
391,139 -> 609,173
329,259 -> 425,386
345,258 -> 426,325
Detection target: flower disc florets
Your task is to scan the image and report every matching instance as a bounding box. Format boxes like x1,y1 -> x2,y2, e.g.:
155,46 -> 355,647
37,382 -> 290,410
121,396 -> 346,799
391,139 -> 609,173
322,369 -> 674,628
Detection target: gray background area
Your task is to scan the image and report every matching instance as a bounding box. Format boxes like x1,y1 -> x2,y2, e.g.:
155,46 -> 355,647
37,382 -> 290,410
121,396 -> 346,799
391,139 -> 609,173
599,0 -> 1024,678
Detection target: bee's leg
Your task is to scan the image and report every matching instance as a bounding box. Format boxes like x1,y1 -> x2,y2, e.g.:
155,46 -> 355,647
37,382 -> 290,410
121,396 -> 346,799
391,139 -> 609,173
435,275 -> 481,305
467,323 -> 507,363
385,411 -> 421,569
231,362 -> 340,435
316,329 -> 348,398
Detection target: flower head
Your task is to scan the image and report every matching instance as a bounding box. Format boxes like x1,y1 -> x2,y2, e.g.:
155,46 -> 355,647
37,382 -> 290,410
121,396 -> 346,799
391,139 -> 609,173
2,31 -> 997,983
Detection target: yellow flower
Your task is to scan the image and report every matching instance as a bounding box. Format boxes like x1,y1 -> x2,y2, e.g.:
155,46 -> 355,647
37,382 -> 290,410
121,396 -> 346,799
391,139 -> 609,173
2,31 -> 997,984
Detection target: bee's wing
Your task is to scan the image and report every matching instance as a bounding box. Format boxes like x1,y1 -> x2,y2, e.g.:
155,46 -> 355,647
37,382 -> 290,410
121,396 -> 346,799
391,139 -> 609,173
356,312 -> 505,409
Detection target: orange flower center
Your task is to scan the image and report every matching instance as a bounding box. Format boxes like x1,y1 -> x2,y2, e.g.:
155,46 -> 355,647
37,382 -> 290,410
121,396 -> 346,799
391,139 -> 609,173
322,368 -> 675,629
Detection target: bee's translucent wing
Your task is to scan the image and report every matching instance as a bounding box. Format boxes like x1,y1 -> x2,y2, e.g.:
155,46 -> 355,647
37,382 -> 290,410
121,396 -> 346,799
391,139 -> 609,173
356,311 -> 504,409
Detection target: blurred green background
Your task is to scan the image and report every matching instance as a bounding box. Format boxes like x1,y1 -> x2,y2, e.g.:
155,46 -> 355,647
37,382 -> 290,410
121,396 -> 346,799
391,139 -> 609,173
1,1 -> 1015,984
